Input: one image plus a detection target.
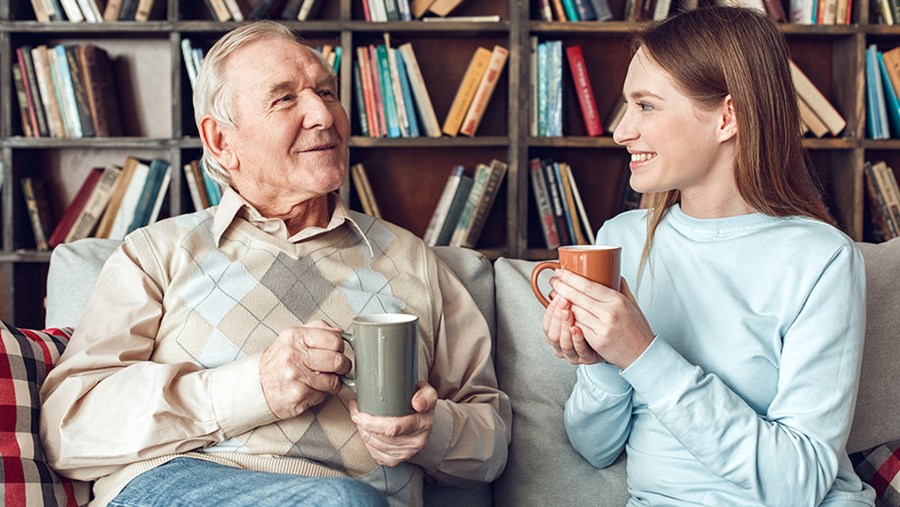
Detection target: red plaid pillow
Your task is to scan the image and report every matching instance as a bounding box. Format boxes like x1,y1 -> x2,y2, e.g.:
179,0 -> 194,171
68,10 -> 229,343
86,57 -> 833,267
851,439 -> 900,507
0,321 -> 90,506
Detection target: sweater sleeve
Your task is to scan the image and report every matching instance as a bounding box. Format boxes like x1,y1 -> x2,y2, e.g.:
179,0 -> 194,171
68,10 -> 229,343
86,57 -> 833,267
39,242 -> 277,481
620,244 -> 866,506
564,363 -> 634,468
407,261 -> 513,486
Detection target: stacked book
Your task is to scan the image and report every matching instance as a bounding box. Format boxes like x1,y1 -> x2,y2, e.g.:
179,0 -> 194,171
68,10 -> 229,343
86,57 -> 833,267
528,157 -> 594,249
790,59 -> 846,138
423,159 -> 508,248
530,40 -> 603,137
28,0 -> 163,22
12,43 -> 122,139
354,37 -> 441,138
202,0 -> 322,22
864,160 -> 900,242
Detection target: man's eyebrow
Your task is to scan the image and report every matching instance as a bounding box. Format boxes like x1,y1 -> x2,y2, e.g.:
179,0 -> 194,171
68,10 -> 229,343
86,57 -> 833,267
265,81 -> 295,101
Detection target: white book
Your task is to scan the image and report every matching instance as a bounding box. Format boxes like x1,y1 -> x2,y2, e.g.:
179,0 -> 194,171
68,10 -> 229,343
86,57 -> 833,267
108,161 -> 150,240
181,39 -> 198,88
223,0 -> 245,21
424,165 -> 465,246
75,0 -> 101,21
397,43 -> 441,137
384,37 -> 410,137
297,0 -> 320,20
565,163 -> 595,245
147,165 -> 172,224
59,0 -> 85,22
789,59 -> 846,136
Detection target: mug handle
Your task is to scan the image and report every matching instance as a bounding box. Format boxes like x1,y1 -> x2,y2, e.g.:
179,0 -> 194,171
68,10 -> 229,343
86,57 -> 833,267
530,260 -> 561,308
339,333 -> 356,392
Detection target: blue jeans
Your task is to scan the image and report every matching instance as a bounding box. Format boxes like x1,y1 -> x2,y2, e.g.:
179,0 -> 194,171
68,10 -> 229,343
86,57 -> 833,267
109,457 -> 388,507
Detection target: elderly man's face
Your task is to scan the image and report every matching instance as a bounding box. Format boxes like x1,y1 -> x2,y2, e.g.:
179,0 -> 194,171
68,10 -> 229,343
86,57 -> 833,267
217,38 -> 350,209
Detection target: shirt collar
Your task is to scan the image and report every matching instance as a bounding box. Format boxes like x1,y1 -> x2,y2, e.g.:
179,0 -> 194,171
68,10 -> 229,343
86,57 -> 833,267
212,187 -> 373,254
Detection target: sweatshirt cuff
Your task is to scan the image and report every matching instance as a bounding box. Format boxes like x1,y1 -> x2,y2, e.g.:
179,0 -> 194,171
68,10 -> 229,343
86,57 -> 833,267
620,336 -> 694,406
208,354 -> 277,436
409,399 -> 453,469
580,361 -> 633,395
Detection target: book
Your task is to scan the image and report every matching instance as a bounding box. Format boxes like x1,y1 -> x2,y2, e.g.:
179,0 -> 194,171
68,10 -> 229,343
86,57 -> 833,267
66,164 -> 122,243
449,163 -> 491,247
103,0 -> 124,20
875,161 -> 900,230
375,44 -> 401,138
572,0 -> 598,19
537,0 -> 554,19
459,45 -> 509,137
31,45 -> 66,138
454,159 -> 508,248
29,0 -> 51,21
410,0 -> 437,17
118,0 -> 140,20
397,42 -> 441,138
561,0 -> 580,19
183,160 -> 210,211
605,100 -> 626,134
200,160 -> 222,206
64,45 -> 96,138
108,158 -> 151,240
16,46 -> 49,138
543,159 -> 571,245
95,156 -> 139,238
48,168 -> 103,248
565,44 -> 603,137
280,0 -> 302,18
442,46 -> 492,136
75,0 -> 102,21
356,47 -> 379,137
59,0 -> 85,22
428,0 -> 466,16
566,162 -> 595,244
11,65 -> 34,138
434,170 -> 474,247
51,45 -> 83,138
878,50 -> 900,138
383,35 -> 411,137
864,161 -> 897,239
223,0 -> 245,21
865,45 -> 889,140
424,165 -> 466,246
126,158 -> 169,234
789,59 -> 846,136
353,62 -> 370,137
204,0 -> 231,20
351,163 -> 382,218
78,44 -> 123,137
545,40 -> 563,137
590,0 -> 614,19
798,95 -> 829,138
21,177 -> 54,252
297,0 -> 322,19
394,48 -> 420,137
530,158 -> 560,249
557,162 -> 586,245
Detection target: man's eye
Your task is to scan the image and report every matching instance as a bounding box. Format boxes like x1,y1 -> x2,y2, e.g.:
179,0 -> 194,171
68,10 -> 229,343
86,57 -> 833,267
278,95 -> 295,103
318,89 -> 336,98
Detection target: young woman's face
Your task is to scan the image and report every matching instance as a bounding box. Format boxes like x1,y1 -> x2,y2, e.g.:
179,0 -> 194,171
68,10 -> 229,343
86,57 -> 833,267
613,48 -> 737,205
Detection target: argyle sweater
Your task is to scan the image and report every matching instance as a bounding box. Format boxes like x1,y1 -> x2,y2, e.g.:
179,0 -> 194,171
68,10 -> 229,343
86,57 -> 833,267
41,195 -> 510,507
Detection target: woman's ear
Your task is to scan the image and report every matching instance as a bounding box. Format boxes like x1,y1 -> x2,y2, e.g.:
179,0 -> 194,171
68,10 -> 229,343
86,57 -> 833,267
718,95 -> 738,143
198,115 -> 237,170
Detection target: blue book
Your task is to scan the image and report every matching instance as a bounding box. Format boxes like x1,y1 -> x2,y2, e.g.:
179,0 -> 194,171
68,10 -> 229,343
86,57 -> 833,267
395,52 -> 420,138
52,45 -> 82,138
865,46 -> 882,139
878,50 -> 900,138
353,62 -> 370,137
867,45 -> 889,140
127,158 -> 169,234
200,160 -> 222,206
375,44 -> 401,138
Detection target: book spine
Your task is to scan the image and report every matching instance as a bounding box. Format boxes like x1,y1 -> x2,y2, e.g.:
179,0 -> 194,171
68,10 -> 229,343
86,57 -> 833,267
537,41 -> 548,136
557,162 -> 585,244
376,44 -> 402,138
21,177 -> 52,251
459,46 -> 509,137
449,164 -> 490,247
384,39 -> 410,137
546,41 -> 563,137
356,47 -> 380,137
398,43 -> 441,137
281,0 -> 302,19
49,167 -> 102,248
880,163 -> 900,230
789,59 -> 846,136
11,65 -> 35,138
530,158 -> 560,249
462,160 -> 508,248
103,0 -> 124,20
543,160 -> 571,245
64,45 -> 96,137
590,0 -> 613,20
353,62 -> 370,137
424,165 -> 464,246
395,52 -> 420,137
17,47 -> 49,138
565,44 -> 603,137
566,162 -> 595,244
183,161 -> 205,212
561,0 -> 581,20
572,0 -> 597,20
369,45 -> 389,138
442,46 -> 492,136
864,162 -> 895,239
51,46 -> 83,138
32,46 -> 65,138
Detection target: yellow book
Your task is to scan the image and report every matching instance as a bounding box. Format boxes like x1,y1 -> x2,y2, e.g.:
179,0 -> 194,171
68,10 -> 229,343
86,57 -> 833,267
95,156 -> 138,238
459,45 -> 509,137
442,47 -> 492,137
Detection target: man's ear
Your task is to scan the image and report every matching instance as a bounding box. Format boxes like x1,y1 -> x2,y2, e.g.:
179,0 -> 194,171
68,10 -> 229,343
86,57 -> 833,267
198,115 -> 237,170
718,95 -> 737,143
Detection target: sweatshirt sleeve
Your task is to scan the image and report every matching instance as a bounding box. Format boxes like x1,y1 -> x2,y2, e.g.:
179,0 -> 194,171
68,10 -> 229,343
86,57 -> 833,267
620,244 -> 866,506
39,242 -> 277,480
564,362 -> 634,468
407,261 -> 512,486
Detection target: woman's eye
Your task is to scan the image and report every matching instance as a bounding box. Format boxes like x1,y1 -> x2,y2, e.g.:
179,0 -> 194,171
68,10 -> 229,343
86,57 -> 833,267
638,102 -> 653,111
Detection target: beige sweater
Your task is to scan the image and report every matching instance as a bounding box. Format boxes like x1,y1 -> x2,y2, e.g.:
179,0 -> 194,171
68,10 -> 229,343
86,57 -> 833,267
40,190 -> 511,507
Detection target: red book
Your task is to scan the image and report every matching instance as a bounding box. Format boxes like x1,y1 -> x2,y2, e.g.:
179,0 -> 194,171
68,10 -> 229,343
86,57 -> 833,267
48,168 -> 103,248
565,45 -> 603,137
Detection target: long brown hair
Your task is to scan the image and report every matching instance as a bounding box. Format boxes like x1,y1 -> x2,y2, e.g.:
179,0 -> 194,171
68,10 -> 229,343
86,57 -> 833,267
632,7 -> 834,271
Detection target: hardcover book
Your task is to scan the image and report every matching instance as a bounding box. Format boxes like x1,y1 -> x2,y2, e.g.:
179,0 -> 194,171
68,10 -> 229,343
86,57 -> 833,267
20,177 -> 54,252
442,47 -> 492,136
565,44 -> 603,137
49,167 -> 103,248
459,45 -> 509,137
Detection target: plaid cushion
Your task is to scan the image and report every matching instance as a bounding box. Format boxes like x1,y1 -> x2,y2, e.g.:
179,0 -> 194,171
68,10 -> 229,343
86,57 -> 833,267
0,321 -> 90,506
851,439 -> 900,507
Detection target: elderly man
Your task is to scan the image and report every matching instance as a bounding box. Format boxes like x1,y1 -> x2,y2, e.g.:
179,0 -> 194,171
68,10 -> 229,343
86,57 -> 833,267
40,21 -> 511,507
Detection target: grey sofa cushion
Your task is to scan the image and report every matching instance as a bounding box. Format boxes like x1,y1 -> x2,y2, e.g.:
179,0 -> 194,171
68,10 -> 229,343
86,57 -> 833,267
849,238 -> 900,453
492,258 -> 629,507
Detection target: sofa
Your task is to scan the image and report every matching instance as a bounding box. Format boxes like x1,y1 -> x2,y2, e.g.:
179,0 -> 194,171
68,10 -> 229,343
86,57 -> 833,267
2,237 -> 897,506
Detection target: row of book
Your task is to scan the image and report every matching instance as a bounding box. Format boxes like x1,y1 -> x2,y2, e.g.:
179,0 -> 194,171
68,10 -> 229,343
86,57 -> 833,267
531,40 -> 603,138
29,0 -> 162,22
203,0 -> 320,22
362,0 -> 466,21
536,0 -> 613,21
181,38 -> 341,91
791,59 -> 846,138
865,161 -> 900,241
441,45 -> 509,137
865,45 -> 900,140
22,156 -> 228,252
12,43 -> 121,139
873,0 -> 900,24
529,158 -> 595,249
422,160 -> 508,248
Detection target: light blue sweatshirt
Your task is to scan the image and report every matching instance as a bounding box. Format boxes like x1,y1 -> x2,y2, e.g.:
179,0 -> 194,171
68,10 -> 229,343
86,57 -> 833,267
565,204 -> 876,506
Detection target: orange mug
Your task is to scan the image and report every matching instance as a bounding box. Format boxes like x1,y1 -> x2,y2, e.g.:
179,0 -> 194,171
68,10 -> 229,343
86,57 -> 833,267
530,245 -> 622,307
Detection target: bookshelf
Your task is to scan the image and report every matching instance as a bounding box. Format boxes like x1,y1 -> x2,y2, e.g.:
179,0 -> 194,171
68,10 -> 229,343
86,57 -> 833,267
0,0 -> 885,327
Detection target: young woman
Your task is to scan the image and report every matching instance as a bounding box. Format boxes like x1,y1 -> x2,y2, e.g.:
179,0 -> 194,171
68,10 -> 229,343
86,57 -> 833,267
543,7 -> 875,506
